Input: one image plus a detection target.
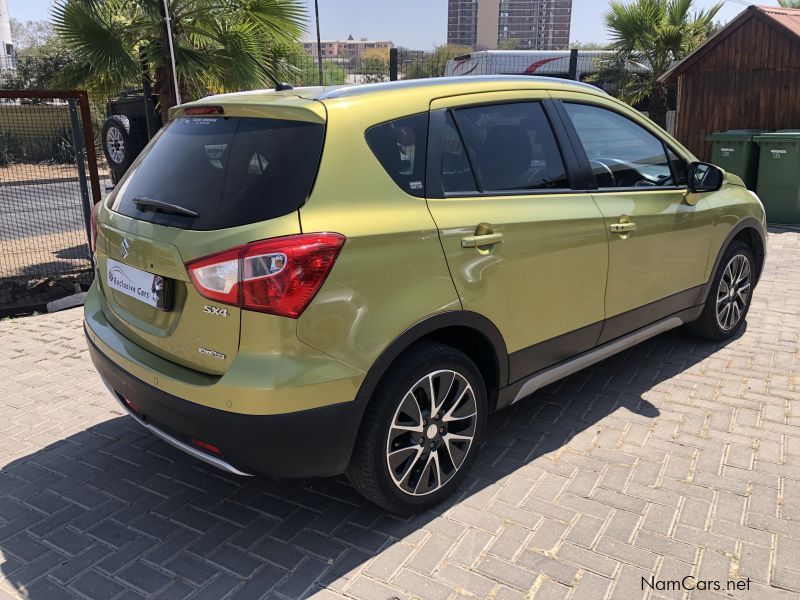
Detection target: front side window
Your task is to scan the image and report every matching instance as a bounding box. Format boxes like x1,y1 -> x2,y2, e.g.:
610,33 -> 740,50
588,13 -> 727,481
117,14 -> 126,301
452,102 -> 569,192
365,113 -> 428,198
563,103 -> 677,189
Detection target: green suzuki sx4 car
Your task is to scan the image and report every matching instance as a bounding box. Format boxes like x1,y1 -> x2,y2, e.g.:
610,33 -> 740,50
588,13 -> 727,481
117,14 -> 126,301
85,76 -> 766,513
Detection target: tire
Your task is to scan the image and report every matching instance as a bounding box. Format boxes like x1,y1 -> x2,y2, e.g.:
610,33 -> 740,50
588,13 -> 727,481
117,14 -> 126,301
347,341 -> 487,514
685,240 -> 755,342
102,115 -> 133,179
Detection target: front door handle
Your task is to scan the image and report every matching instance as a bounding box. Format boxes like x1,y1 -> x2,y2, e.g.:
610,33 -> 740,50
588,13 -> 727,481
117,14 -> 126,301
609,222 -> 636,233
461,232 -> 504,248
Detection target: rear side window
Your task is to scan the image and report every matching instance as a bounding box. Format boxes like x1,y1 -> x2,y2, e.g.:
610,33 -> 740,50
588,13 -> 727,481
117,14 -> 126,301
441,112 -> 478,194
111,117 -> 324,230
365,113 -> 428,197
452,102 -> 568,192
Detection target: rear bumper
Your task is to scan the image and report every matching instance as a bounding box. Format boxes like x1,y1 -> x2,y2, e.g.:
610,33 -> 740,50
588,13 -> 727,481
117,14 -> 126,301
83,282 -> 369,478
88,333 -> 368,477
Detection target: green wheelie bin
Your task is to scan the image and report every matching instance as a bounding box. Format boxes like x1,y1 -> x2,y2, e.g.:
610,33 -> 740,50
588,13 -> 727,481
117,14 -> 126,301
754,131 -> 800,225
705,130 -> 765,190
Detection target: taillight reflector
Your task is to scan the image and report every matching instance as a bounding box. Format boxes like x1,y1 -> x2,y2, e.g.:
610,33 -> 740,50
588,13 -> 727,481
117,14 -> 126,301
190,438 -> 222,455
186,233 -> 345,318
122,397 -> 141,414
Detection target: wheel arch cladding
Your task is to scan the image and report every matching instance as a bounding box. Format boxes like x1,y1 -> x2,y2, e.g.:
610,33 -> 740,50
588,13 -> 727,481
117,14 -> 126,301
732,226 -> 765,281
355,311 -> 509,413
701,217 -> 767,305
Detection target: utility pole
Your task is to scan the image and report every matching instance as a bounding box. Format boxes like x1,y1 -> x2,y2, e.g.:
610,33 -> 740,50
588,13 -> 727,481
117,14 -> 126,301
160,0 -> 181,105
314,0 -> 323,86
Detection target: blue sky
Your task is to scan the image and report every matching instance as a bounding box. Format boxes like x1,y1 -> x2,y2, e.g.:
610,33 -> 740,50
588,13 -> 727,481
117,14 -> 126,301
7,0 -> 774,49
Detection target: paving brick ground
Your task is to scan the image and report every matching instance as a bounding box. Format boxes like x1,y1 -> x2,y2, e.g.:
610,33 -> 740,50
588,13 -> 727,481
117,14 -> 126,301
1,228 -> 799,600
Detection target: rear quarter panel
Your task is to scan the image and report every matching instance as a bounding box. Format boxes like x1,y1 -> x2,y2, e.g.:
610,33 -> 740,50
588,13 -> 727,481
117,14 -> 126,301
297,94 -> 462,373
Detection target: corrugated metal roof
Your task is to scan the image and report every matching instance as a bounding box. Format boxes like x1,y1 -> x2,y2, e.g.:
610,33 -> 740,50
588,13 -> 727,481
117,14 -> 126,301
760,5 -> 800,39
660,5 -> 800,83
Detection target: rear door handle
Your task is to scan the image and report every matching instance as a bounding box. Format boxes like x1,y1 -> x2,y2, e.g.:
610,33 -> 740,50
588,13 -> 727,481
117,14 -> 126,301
461,232 -> 504,248
609,222 -> 636,233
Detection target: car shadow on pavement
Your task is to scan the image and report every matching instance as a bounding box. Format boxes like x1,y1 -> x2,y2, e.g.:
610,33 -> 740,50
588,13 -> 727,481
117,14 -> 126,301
0,327 -> 732,599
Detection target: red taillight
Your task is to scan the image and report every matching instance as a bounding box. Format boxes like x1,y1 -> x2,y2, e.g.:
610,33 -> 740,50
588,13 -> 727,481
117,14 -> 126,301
190,438 -> 222,455
186,233 -> 345,318
90,201 -> 101,252
184,106 -> 224,116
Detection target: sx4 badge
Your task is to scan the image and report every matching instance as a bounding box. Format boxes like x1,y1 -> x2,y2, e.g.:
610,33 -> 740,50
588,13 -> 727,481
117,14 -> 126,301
203,305 -> 229,317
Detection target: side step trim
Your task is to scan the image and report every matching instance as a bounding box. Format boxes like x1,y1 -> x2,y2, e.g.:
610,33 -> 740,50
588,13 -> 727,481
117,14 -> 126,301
512,316 -> 684,404
103,382 -> 254,477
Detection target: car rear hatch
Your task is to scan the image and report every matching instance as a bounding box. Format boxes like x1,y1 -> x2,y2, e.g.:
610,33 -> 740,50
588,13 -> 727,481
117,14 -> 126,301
95,92 -> 326,375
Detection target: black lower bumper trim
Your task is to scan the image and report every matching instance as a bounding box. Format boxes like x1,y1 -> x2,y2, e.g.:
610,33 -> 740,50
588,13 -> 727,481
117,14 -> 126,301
86,329 -> 366,478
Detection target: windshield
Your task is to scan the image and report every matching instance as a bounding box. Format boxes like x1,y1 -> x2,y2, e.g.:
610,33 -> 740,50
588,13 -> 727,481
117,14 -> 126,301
111,116 -> 324,230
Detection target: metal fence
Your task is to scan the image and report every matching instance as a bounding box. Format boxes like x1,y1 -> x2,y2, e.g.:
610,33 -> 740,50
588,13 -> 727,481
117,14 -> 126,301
0,90 -> 102,312
286,49 -> 676,132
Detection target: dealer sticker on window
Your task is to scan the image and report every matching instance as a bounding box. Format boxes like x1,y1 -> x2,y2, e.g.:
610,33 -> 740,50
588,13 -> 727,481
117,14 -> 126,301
106,259 -> 171,311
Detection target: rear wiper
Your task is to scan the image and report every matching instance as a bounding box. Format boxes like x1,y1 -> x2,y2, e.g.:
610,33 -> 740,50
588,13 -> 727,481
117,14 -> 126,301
132,196 -> 199,217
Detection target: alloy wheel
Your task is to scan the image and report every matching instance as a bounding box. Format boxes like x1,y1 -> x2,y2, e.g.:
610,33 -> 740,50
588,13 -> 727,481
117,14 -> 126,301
716,253 -> 751,331
385,369 -> 478,496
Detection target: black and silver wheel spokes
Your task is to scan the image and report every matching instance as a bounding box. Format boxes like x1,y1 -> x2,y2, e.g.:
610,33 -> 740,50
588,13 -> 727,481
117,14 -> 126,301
716,253 -> 751,331
386,369 -> 477,496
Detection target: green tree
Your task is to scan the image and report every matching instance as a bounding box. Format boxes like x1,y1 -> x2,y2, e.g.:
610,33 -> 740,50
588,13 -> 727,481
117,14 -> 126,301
0,36 -> 80,89
402,44 -> 472,80
569,40 -> 609,50
497,38 -> 520,50
51,0 -> 306,121
9,19 -> 55,50
603,0 -> 722,128
778,0 -> 800,7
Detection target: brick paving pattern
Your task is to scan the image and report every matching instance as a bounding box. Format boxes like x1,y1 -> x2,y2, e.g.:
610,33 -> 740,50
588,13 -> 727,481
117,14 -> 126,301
1,228 -> 799,600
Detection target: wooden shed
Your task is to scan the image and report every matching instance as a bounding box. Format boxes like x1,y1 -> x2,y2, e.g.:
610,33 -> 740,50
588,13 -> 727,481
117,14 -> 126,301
661,5 -> 800,160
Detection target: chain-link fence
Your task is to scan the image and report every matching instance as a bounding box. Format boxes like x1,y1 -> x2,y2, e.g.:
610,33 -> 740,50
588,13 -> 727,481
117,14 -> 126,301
0,90 -> 102,313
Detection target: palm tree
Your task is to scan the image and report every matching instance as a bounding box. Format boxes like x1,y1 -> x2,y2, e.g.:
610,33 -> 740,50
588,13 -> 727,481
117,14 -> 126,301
778,0 -> 800,8
603,0 -> 722,128
52,0 -> 306,120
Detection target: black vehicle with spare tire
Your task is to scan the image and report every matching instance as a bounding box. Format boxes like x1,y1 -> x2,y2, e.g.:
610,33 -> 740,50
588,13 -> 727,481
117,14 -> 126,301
102,90 -> 162,182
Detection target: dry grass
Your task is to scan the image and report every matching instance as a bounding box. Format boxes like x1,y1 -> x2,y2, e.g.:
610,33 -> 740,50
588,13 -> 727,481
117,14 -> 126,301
0,162 -> 111,184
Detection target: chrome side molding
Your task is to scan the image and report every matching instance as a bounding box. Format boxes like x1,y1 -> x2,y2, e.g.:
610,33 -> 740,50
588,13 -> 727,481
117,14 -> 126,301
512,316 -> 684,404
102,382 -> 254,477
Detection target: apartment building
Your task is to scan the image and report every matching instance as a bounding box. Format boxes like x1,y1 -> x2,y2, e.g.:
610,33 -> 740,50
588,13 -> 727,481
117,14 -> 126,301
0,0 -> 15,71
303,35 -> 394,60
448,0 -> 572,50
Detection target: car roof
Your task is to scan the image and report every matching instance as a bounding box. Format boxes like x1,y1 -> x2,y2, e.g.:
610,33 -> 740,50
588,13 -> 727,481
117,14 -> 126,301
193,75 -> 605,105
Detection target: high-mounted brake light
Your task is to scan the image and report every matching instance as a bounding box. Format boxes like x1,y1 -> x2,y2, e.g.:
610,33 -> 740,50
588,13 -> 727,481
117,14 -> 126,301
186,233 -> 345,318
184,106 -> 224,116
90,201 -> 101,252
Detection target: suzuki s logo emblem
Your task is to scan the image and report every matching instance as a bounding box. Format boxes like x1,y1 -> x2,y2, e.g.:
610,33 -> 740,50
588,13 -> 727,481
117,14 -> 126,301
120,238 -> 130,259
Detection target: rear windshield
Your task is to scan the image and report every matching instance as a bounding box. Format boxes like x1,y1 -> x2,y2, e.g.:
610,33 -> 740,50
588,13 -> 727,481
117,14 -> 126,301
111,116 -> 324,230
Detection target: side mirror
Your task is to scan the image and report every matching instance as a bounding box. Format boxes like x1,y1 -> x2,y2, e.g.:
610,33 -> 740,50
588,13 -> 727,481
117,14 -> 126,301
688,162 -> 724,193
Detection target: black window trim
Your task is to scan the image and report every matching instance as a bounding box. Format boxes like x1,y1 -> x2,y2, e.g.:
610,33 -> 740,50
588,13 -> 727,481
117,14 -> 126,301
553,99 -> 690,194
425,98 -> 582,200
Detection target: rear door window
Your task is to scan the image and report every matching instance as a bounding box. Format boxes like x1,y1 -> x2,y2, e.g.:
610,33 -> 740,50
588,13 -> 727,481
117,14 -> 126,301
452,102 -> 569,192
111,117 -> 324,230
365,113 -> 428,197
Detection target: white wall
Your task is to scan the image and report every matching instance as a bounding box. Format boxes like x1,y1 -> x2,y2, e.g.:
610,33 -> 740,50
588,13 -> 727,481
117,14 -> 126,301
0,0 -> 13,62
